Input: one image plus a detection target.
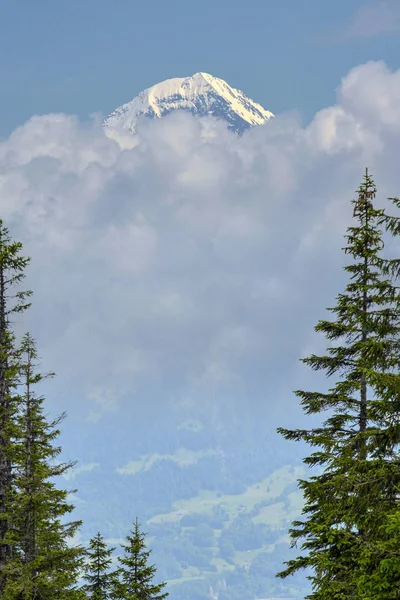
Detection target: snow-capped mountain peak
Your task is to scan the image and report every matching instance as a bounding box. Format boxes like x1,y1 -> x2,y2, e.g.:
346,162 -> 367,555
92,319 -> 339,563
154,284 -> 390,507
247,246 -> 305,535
103,72 -> 274,138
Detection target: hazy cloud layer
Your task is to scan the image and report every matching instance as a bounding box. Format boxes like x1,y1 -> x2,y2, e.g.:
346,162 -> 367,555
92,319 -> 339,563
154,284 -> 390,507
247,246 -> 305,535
1,60 -> 400,425
345,0 -> 400,38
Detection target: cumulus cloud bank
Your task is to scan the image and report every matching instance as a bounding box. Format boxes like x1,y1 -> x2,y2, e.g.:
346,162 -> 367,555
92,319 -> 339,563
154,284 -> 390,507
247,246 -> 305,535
1,60 -> 400,425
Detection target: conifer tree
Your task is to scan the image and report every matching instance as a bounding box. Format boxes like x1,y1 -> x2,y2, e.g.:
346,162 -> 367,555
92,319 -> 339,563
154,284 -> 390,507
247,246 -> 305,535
275,169 -> 400,599
112,518 -> 168,600
81,532 -> 119,599
0,221 -> 32,594
2,333 -> 86,599
352,187 -> 400,598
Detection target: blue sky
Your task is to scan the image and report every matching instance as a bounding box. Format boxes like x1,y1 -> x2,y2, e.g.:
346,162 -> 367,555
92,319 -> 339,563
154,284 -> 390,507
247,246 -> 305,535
2,0 -> 400,136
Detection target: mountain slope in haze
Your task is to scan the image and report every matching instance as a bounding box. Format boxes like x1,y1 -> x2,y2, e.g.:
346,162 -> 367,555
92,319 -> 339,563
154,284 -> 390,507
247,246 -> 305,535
103,72 -> 274,138
64,411 -> 314,600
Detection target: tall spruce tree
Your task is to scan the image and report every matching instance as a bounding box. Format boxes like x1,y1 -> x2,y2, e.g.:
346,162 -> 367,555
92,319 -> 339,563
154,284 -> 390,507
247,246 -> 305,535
275,169 -> 400,599
2,333 -> 86,599
352,185 -> 400,598
81,532 -> 119,599
0,221 -> 32,594
112,518 -> 168,600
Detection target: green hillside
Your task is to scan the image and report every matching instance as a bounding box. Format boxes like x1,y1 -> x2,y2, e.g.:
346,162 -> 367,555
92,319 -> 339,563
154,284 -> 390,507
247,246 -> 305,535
122,461 -> 313,599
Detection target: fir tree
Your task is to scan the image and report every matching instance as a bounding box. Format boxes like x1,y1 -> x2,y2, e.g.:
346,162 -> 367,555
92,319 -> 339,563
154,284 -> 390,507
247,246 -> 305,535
0,221 -> 32,594
352,185 -> 400,598
2,333 -> 86,599
112,518 -> 168,600
275,169 -> 400,599
81,532 -> 119,599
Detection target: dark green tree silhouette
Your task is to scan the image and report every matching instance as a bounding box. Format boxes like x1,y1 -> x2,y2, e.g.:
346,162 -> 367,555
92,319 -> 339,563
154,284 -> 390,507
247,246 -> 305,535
3,333 -> 85,599
0,221 -> 32,594
276,169 -> 400,599
82,532 -> 120,599
112,518 -> 168,600
354,182 -> 400,598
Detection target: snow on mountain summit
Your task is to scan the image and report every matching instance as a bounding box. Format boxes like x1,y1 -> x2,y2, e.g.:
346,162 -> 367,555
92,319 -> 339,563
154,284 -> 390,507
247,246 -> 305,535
103,72 -> 274,139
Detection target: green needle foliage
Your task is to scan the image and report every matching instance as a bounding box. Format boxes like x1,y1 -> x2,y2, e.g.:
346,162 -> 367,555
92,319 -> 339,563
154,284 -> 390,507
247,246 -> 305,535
82,532 -> 120,599
112,518 -> 168,600
275,169 -> 400,599
353,186 -> 400,599
0,221 -> 32,594
2,333 -> 86,599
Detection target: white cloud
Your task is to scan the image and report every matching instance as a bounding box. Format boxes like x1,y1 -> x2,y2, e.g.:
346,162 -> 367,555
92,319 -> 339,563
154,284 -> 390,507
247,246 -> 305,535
2,60 -> 400,425
94,219 -> 158,275
63,463 -> 100,481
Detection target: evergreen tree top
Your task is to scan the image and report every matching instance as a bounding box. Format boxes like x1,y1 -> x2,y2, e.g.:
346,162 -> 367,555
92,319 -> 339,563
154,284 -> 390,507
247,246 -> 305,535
276,168 -> 400,599
115,517 -> 168,600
